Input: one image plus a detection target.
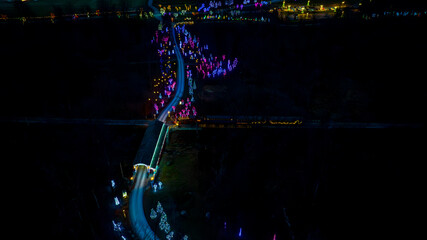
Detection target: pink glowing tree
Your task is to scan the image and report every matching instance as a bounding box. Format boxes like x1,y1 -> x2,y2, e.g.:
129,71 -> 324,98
154,103 -> 159,114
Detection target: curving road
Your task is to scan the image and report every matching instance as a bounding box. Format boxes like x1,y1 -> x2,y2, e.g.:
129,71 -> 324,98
129,2 -> 185,239
158,24 -> 185,122
129,165 -> 159,240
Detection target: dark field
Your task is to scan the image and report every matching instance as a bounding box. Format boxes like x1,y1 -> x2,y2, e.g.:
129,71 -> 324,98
3,123 -> 145,239
0,19 -> 157,119
1,7 -> 426,240
146,128 -> 424,240
189,19 -> 427,123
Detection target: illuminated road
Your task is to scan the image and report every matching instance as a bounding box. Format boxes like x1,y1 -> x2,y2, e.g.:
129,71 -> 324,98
129,166 -> 159,240
157,24 -> 185,122
129,1 -> 184,239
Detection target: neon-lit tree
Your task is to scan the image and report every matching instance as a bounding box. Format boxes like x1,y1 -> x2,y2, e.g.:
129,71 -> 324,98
166,231 -> 174,240
156,201 -> 163,213
154,103 -> 159,114
150,208 -> 157,219
164,222 -> 171,234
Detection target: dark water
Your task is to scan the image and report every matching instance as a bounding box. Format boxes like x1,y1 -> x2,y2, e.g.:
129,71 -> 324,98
195,128 -> 424,240
3,123 -> 145,240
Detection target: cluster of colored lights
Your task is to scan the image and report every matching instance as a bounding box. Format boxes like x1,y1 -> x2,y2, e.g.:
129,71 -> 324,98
196,54 -> 238,79
174,97 -> 196,120
150,201 -> 189,240
150,27 -> 177,116
202,14 -> 270,22
170,24 -> 238,122
196,0 -> 268,12
175,24 -> 238,80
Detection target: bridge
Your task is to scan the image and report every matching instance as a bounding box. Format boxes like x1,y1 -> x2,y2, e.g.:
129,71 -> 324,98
129,1 -> 184,239
132,12 -> 184,168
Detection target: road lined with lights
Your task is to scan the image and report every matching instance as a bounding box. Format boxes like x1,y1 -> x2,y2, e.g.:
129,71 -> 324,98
129,165 -> 160,240
157,24 -> 185,123
129,1 -> 186,239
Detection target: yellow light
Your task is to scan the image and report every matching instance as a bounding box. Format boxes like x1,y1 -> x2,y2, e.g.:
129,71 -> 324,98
150,176 -> 155,181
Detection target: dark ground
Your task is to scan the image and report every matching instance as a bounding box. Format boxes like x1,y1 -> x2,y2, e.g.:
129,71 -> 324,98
148,128 -> 424,240
189,18 -> 427,124
0,19 -> 157,119
3,123 -> 145,240
1,10 -> 426,240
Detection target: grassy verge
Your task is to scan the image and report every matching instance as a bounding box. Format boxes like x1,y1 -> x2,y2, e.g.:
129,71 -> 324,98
144,130 -> 210,239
